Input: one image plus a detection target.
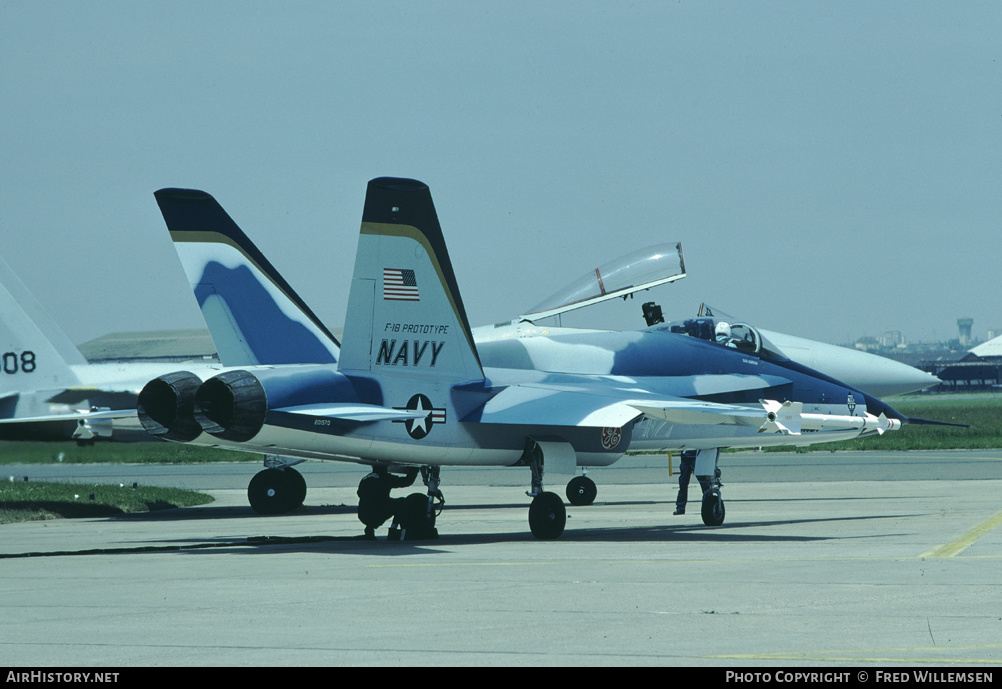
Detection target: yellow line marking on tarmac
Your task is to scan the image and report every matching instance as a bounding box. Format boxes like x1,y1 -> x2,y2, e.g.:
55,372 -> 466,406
921,509 -> 1002,558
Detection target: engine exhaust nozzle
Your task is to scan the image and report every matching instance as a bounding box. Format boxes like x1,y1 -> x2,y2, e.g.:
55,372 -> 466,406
137,371 -> 203,442
195,370 -> 268,442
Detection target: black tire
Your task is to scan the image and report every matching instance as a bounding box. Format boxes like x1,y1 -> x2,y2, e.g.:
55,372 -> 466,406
247,468 -> 294,515
566,475 -> 597,506
528,491 -> 567,540
397,492 -> 437,540
397,493 -> 430,528
284,467 -> 307,511
701,491 -> 725,526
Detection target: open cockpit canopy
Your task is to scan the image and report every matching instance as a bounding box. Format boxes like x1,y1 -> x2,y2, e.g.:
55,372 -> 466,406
519,243 -> 685,323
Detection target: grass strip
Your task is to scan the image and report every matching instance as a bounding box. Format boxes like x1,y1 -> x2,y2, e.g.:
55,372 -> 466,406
0,479 -> 214,523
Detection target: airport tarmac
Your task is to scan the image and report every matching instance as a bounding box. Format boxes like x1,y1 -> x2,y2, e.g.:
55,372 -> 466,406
1,451 -> 1001,667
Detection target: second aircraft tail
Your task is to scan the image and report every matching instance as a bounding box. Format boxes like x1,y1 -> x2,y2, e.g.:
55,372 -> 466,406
155,189 -> 341,367
0,256 -> 84,402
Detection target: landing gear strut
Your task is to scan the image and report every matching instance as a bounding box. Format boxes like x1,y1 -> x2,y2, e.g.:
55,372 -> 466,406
524,439 -> 567,539
695,448 -> 724,526
421,465 -> 445,517
387,465 -> 444,541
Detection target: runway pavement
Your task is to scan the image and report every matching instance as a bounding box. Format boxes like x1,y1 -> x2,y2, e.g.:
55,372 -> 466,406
5,448 -> 1002,490
1,451 -> 1001,667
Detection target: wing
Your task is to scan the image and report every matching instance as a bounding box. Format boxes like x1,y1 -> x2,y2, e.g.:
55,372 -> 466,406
467,385 -> 645,428
468,374 -> 901,437
467,372 -> 789,428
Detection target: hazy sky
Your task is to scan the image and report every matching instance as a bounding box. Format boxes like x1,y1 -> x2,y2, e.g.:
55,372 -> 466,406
2,1 -> 999,349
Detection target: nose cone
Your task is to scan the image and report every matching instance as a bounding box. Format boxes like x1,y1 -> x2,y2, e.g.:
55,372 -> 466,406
859,360 -> 940,398
827,348 -> 941,398
760,329 -> 940,398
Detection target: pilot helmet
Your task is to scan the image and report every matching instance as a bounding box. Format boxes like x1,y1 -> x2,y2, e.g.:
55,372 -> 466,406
715,322 -> 732,339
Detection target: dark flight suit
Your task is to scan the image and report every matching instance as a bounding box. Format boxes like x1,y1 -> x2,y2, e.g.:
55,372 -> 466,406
357,467 -> 419,537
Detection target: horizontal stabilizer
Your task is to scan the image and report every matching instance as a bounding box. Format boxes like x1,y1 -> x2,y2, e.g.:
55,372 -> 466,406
46,386 -> 142,404
0,408 -> 138,424
273,403 -> 430,422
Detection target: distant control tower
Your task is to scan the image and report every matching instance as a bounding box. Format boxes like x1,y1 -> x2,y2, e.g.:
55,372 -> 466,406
958,318 -> 974,347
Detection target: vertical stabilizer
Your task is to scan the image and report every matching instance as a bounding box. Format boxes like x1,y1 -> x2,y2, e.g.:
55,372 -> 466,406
338,178 -> 484,383
155,189 -> 340,366
0,256 -> 83,397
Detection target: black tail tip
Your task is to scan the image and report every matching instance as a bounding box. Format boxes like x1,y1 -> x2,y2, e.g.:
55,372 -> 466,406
363,177 -> 437,227
368,177 -> 428,192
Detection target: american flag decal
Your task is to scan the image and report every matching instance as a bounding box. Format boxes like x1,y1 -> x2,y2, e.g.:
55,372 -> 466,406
383,268 -> 420,301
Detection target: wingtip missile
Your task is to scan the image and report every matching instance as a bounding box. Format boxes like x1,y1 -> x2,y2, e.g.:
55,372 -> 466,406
758,399 -> 902,436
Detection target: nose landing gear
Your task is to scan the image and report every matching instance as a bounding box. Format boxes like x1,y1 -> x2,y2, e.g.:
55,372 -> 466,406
700,489 -> 725,526
565,475 -> 597,506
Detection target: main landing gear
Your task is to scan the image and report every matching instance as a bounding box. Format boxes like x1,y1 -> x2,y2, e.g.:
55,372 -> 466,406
524,440 -> 568,540
244,447 -> 728,537
247,457 -> 307,515
695,448 -> 725,527
389,466 -> 444,541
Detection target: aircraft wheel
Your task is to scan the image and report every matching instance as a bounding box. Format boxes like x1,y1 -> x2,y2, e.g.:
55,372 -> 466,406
566,476 -> 597,506
701,491 -> 725,526
396,493 -> 438,540
247,468 -> 295,515
284,467 -> 308,511
528,491 -> 566,540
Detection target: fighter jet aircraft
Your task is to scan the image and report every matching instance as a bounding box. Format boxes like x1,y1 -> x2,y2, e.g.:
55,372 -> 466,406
477,247 -> 938,400
140,178 -> 919,540
0,256 -> 229,443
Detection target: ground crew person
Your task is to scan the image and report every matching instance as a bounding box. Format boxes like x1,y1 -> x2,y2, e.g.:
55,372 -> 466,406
357,465 -> 419,538
674,450 -> 712,515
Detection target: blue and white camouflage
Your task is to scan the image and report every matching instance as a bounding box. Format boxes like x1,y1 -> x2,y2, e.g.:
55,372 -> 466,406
139,178 -> 925,539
